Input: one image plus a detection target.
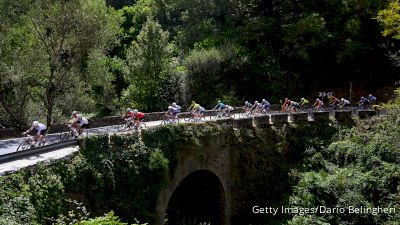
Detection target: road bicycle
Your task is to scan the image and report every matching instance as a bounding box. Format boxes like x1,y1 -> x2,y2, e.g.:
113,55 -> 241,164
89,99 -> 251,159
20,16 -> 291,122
161,114 -> 181,125
17,134 -> 46,151
184,111 -> 205,122
210,110 -> 235,120
59,123 -> 88,141
118,118 -> 146,132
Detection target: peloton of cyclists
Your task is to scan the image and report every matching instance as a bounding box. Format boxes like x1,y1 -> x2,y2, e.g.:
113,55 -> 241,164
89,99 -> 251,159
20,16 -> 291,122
23,121 -> 47,147
251,101 -> 263,113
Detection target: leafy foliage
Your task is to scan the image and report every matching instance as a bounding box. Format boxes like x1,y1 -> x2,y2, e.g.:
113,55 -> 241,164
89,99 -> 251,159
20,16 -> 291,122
288,90 -> 400,225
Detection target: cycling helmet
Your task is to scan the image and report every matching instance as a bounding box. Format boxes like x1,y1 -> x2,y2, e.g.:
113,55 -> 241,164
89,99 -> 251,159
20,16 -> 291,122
301,97 -> 304,101
316,98 -> 320,101
262,99 -> 266,102
133,109 -> 138,114
172,102 -> 177,107
72,111 -> 78,115
254,101 -> 258,104
192,101 -> 195,104
32,121 -> 39,126
217,100 -> 221,103
341,98 -> 344,101
126,108 -> 131,112
245,101 -> 249,104
168,106 -> 173,110
368,94 -> 372,97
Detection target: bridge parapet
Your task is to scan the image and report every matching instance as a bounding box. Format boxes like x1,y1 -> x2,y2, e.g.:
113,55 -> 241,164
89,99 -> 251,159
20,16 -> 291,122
358,110 -> 377,119
253,115 -> 271,127
233,117 -> 253,128
312,111 -> 330,122
334,110 -> 352,123
270,113 -> 289,124
289,112 -> 309,123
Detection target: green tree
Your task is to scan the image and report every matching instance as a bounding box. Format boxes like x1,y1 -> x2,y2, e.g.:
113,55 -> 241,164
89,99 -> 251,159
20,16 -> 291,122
123,18 -> 178,111
25,0 -> 120,127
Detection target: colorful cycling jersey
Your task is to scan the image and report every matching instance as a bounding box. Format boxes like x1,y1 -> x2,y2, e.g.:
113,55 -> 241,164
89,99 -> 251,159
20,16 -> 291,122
192,103 -> 200,110
134,112 -> 145,119
301,99 -> 309,105
315,100 -> 323,107
291,101 -> 299,107
196,106 -> 205,112
126,111 -> 135,118
216,102 -> 226,109
33,123 -> 47,135
173,105 -> 181,112
172,107 -> 180,113
369,96 -> 377,102
255,103 -> 262,108
244,102 -> 253,108
79,117 -> 89,126
262,101 -> 270,107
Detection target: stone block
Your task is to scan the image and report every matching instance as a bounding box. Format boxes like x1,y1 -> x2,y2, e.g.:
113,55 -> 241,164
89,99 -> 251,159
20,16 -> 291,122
270,113 -> 289,124
358,110 -> 377,119
290,112 -> 308,123
233,117 -> 253,128
253,115 -> 271,127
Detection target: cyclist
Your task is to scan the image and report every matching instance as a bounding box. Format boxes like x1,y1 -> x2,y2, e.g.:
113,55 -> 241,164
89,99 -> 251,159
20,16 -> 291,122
329,96 -> 341,109
261,99 -> 271,113
281,98 -> 291,112
172,102 -> 181,114
122,108 -> 135,125
23,121 -> 47,147
132,109 -> 145,127
212,100 -> 227,113
226,105 -> 235,117
299,97 -> 309,111
300,97 -> 309,106
338,98 -> 350,109
313,98 -> 323,111
188,101 -> 205,118
368,94 -> 377,104
244,101 -> 253,114
68,111 -> 89,137
188,101 -> 200,113
358,97 -> 370,109
289,101 -> 300,112
251,101 -> 263,113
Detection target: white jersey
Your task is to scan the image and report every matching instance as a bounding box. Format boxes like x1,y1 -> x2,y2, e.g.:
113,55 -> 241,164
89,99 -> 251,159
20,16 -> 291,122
79,117 -> 89,126
34,123 -> 47,135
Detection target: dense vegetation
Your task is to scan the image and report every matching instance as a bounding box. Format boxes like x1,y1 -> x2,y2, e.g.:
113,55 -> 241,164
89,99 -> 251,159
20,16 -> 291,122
1,0 -> 400,130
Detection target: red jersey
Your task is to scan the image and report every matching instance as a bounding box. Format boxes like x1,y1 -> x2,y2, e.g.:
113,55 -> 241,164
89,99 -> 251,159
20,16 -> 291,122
134,112 -> 145,119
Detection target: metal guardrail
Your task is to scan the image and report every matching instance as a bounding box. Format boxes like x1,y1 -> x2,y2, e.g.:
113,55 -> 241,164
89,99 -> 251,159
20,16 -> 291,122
0,139 -> 78,164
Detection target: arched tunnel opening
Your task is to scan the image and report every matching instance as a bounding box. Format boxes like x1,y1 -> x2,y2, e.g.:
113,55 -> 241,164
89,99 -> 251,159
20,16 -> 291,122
165,170 -> 225,225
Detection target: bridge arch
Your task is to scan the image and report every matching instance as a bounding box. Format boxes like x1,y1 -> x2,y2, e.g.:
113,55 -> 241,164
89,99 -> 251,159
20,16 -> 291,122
155,136 -> 232,225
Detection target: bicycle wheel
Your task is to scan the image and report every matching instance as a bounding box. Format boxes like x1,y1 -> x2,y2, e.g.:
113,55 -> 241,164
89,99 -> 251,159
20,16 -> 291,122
117,122 -> 128,132
17,141 -> 31,151
140,122 -> 146,128
60,132 -> 72,141
230,113 -> 236,119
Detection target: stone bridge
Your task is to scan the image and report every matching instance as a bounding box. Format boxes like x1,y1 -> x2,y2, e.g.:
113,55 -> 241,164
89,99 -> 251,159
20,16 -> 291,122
154,110 -> 376,225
